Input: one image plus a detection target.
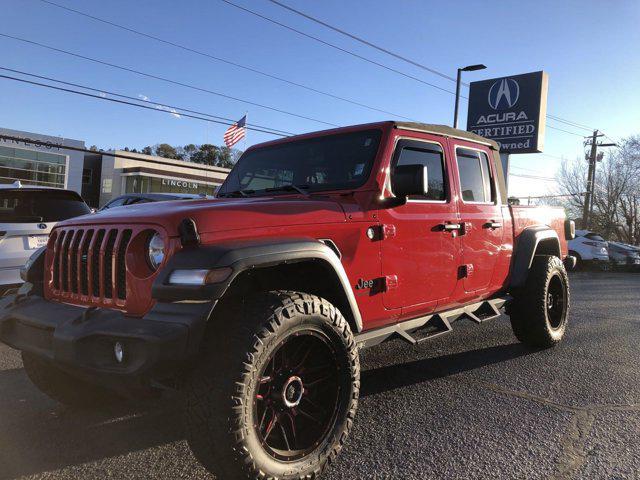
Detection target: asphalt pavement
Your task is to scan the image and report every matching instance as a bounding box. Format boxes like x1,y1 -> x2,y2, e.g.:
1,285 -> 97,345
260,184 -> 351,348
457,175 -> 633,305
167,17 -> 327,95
1,272 -> 639,479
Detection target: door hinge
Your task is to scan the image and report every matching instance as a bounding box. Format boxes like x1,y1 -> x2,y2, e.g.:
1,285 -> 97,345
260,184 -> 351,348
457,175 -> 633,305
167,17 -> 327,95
458,264 -> 474,279
385,274 -> 398,291
382,224 -> 397,239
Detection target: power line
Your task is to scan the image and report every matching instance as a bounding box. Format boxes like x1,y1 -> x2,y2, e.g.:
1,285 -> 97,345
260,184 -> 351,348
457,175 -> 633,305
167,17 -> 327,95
546,114 -> 594,131
510,173 -> 557,181
547,125 -> 585,137
511,192 -> 585,199
217,0 -> 457,96
254,1 -> 612,139
221,2 -> 612,140
0,73 -> 292,137
0,66 -> 293,136
35,0 -> 417,122
0,32 -> 340,128
265,0 -> 459,84
1,13 -> 608,143
17,4 -> 604,140
511,165 -> 550,174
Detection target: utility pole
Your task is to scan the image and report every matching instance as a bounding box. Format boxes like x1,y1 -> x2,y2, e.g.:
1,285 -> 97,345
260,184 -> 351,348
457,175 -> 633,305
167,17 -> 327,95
582,130 -> 600,229
582,130 -> 617,230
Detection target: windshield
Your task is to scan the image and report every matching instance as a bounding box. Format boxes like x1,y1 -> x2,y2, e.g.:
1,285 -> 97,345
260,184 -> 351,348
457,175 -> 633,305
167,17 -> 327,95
218,129 -> 382,196
0,189 -> 91,222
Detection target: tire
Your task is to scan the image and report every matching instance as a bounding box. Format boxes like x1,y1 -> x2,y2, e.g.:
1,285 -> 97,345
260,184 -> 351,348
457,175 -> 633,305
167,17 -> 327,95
509,255 -> 570,348
22,352 -> 120,407
184,291 -> 360,480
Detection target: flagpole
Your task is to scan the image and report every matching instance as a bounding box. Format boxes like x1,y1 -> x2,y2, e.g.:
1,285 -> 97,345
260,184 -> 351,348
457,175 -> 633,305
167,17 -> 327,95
243,111 -> 248,154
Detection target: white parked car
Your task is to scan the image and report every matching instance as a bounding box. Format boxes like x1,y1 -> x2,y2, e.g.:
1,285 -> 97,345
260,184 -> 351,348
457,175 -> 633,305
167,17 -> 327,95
567,229 -> 609,270
0,182 -> 91,295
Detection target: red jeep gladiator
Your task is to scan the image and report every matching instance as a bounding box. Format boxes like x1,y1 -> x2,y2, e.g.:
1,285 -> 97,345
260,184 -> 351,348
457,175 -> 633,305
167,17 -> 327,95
1,121 -> 575,479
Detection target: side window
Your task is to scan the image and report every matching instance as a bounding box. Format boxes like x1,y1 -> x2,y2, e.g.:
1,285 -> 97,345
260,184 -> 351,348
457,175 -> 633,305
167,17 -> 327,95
456,148 -> 493,203
395,144 -> 446,201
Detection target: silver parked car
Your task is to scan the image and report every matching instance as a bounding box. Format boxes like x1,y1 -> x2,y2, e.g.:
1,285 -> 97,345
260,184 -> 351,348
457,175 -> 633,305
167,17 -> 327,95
0,182 -> 91,295
608,242 -> 640,271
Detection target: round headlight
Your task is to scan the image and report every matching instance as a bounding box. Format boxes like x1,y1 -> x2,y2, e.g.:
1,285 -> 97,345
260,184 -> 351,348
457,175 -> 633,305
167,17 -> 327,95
147,232 -> 165,270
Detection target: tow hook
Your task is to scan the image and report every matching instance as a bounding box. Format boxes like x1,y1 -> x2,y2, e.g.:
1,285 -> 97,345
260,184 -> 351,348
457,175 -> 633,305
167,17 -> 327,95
75,306 -> 99,325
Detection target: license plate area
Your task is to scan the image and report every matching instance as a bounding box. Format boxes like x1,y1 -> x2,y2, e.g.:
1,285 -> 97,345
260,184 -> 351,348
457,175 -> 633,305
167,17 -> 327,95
28,235 -> 49,249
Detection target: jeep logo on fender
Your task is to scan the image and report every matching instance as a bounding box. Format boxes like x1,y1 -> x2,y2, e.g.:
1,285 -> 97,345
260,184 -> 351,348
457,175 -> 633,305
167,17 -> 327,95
356,278 -> 374,290
467,71 -> 548,154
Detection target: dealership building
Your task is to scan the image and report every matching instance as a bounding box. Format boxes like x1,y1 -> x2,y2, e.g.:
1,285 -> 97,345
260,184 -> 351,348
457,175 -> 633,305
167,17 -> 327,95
0,127 -> 230,208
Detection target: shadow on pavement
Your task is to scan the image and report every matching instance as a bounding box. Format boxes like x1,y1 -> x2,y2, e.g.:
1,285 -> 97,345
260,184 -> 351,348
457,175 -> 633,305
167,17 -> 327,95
0,342 -> 533,479
361,342 -> 535,397
0,367 -> 183,480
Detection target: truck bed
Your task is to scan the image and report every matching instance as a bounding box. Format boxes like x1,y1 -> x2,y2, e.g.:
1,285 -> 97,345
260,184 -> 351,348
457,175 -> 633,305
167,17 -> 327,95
510,205 -> 568,256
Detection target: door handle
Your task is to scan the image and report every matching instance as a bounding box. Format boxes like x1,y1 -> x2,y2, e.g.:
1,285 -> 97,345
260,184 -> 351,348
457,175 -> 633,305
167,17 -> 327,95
484,221 -> 502,229
441,223 -> 461,231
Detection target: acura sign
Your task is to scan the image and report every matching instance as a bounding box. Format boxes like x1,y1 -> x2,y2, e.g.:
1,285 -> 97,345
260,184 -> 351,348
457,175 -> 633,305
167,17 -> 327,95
467,71 -> 548,154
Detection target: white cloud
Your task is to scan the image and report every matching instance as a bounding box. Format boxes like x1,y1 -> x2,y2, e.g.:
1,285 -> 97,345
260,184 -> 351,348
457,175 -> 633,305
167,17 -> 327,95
154,104 -> 181,119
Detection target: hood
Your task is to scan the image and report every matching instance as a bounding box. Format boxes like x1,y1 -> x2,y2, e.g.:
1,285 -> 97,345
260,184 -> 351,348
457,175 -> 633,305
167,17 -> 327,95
57,196 -> 348,236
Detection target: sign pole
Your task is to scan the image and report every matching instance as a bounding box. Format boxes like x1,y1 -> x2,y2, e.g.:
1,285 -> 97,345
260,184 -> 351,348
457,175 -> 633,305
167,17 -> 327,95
453,69 -> 462,129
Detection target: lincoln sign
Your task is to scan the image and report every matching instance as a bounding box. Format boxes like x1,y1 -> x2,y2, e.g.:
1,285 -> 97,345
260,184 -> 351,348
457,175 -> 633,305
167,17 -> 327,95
467,71 -> 548,154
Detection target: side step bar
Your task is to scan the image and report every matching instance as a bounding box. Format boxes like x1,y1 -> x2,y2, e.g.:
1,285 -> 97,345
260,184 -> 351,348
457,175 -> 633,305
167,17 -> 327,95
355,296 -> 510,349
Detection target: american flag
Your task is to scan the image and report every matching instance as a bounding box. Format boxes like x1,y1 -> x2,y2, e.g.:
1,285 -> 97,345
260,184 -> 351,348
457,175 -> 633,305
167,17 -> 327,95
223,115 -> 246,148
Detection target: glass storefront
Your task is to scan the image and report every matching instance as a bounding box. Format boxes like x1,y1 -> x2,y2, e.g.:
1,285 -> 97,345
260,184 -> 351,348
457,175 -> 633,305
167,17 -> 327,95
0,145 -> 66,188
124,175 -> 217,196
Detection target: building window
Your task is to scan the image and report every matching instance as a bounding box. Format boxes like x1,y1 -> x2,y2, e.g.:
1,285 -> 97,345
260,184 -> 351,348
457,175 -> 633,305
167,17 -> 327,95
0,145 -> 66,188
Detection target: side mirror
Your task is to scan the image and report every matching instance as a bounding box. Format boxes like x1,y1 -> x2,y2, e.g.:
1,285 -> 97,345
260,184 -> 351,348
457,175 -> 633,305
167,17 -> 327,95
391,164 -> 428,198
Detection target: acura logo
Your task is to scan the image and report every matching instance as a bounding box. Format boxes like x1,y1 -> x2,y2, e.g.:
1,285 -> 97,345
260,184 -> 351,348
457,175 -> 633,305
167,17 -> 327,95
488,78 -> 520,110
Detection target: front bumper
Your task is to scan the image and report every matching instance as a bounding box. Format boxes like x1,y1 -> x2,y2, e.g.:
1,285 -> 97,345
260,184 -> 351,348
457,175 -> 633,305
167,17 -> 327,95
0,284 -> 214,387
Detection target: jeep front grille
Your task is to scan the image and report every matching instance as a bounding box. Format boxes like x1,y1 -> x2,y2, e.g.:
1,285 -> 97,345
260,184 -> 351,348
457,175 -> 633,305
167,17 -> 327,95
50,227 -> 132,303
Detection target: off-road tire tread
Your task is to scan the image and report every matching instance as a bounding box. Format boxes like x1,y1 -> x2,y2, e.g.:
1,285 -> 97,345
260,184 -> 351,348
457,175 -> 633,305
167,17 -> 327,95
510,255 -> 570,348
184,290 -> 360,480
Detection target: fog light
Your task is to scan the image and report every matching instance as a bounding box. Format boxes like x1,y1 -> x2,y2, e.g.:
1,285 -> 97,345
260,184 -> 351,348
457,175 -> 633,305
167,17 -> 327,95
114,342 -> 125,364
366,227 -> 376,240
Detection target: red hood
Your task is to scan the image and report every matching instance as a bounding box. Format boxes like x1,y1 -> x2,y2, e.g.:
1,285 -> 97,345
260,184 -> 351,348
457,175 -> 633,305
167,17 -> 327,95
58,196 -> 348,236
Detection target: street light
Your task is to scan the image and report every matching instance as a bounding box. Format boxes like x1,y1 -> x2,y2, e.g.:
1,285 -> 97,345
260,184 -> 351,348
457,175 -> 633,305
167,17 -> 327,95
453,64 -> 486,129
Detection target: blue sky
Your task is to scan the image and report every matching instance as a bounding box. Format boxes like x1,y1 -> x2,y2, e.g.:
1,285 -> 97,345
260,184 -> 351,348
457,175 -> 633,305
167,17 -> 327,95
1,0 -> 639,197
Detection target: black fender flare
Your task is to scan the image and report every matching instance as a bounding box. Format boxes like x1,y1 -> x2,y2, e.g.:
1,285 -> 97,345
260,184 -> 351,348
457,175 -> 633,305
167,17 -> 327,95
152,238 -> 363,332
510,226 -> 561,289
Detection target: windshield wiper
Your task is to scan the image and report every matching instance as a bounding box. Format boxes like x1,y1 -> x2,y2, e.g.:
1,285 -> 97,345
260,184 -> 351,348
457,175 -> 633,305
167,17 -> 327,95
218,189 -> 255,198
265,184 -> 310,196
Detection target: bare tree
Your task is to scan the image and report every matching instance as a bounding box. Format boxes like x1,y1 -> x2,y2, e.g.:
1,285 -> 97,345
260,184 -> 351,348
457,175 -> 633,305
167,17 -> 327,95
555,135 -> 640,244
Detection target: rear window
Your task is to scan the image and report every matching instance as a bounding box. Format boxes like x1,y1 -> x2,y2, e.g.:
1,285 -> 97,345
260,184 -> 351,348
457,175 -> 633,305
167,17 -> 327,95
0,190 -> 90,222
585,233 -> 605,241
